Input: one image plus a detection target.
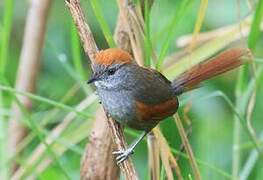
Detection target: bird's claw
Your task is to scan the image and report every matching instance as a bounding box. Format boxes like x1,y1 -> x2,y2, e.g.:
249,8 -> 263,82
112,148 -> 134,164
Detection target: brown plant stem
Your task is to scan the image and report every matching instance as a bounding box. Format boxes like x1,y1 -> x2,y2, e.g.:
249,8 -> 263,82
65,0 -> 98,63
117,1 -> 183,179
8,0 -> 52,173
81,108 -> 119,180
116,2 -> 163,179
117,0 -> 145,66
80,6 -> 133,179
65,0 -> 138,179
174,114 -> 201,180
153,128 -> 183,180
147,132 -> 160,180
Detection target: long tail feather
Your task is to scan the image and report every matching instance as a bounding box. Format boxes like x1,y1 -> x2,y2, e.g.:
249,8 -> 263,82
172,48 -> 252,95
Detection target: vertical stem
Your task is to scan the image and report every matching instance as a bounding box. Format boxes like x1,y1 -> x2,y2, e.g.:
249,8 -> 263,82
174,114 -> 201,180
232,110 -> 242,179
143,0 -> 151,67
232,66 -> 248,179
0,0 -> 14,72
232,0 -> 246,177
0,92 -> 9,179
0,0 -> 14,178
70,21 -> 85,79
80,108 -> 119,180
232,0 -> 263,177
147,132 -> 160,180
188,0 -> 208,52
66,0 -> 138,178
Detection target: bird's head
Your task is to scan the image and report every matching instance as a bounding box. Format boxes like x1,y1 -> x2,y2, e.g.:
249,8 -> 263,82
87,48 -> 134,89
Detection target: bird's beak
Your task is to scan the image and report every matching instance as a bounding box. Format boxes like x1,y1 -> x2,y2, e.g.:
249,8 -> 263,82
87,73 -> 100,84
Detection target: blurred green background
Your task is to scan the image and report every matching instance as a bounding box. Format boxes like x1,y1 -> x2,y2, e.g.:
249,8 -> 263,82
0,0 -> 263,179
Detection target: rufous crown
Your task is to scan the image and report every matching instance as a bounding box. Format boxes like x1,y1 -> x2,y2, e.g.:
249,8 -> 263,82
95,48 -> 133,65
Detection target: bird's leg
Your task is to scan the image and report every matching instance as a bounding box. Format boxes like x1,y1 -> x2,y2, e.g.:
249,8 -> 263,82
113,130 -> 149,164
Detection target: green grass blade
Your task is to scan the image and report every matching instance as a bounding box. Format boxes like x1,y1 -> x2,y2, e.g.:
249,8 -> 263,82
233,0 -> 263,177
0,0 -> 14,74
11,97 -> 71,179
2,89 -> 97,175
70,20 -> 86,79
0,0 -> 14,178
90,0 -> 116,48
0,85 -> 92,119
247,0 -> 263,50
188,0 -> 208,51
0,92 -> 9,179
40,120 -> 93,168
56,53 -> 89,94
0,23 -> 2,42
174,114 -> 201,179
240,132 -> 263,180
232,66 -> 249,178
20,118 -> 94,176
143,0 -> 152,67
200,90 -> 263,154
0,78 -> 71,179
46,39 -> 93,95
124,129 -> 232,179
155,0 -> 191,70
8,85 -> 82,164
163,18 -> 251,79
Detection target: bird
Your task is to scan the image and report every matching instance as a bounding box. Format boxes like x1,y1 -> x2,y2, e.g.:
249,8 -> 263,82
87,48 -> 251,164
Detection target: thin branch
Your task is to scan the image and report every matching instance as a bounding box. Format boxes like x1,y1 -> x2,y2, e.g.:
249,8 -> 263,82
65,0 -> 138,179
65,0 -> 98,63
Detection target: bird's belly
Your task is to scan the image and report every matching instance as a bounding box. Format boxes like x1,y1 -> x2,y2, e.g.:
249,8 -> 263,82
97,89 -> 177,131
97,89 -> 136,125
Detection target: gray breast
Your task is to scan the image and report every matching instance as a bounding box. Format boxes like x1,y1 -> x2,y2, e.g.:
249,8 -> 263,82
97,89 -> 136,125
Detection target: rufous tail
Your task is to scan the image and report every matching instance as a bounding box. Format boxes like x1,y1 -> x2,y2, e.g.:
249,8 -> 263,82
172,48 -> 252,95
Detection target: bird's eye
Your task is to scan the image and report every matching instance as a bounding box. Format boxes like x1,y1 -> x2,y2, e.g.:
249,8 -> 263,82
107,68 -> 116,76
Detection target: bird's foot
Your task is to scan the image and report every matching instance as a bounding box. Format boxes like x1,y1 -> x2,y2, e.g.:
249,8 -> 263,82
112,148 -> 134,164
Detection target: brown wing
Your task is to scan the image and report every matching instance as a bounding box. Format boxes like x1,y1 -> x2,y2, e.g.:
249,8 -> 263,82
132,66 -> 178,122
132,67 -> 174,105
135,97 -> 178,122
